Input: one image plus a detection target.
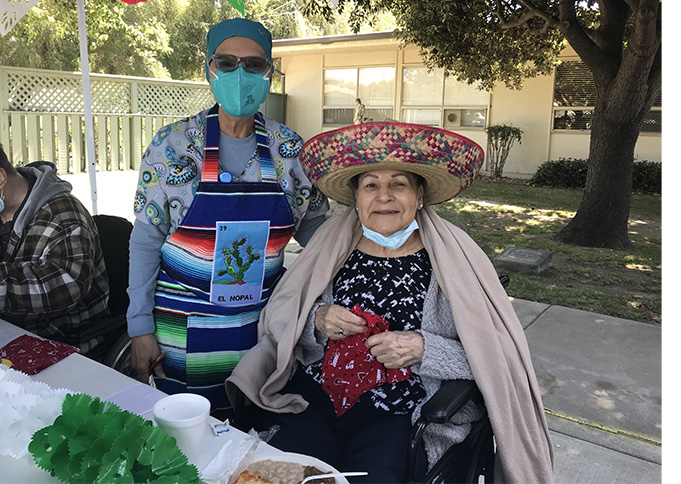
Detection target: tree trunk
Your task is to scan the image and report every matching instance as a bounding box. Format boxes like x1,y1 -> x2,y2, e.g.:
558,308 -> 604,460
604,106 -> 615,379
554,0 -> 661,249
558,108 -> 641,248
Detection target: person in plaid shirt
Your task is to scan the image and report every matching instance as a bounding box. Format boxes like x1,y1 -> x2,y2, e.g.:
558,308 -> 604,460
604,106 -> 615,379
0,145 -> 109,355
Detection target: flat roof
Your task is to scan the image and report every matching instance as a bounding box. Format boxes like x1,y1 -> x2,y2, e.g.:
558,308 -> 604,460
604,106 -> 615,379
273,31 -> 395,47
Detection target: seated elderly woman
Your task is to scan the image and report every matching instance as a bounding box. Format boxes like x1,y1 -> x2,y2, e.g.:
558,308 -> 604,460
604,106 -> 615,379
226,123 -> 553,483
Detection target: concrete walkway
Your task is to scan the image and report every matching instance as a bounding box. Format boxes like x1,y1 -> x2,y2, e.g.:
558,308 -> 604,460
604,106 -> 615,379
513,299 -> 661,484
64,171 -> 662,484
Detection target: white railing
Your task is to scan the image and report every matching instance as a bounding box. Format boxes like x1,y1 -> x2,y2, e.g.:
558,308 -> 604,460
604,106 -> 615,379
0,66 -> 286,172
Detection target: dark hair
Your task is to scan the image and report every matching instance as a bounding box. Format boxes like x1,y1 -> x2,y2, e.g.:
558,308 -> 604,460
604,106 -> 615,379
349,170 -> 427,205
0,144 -> 16,175
350,171 -> 426,192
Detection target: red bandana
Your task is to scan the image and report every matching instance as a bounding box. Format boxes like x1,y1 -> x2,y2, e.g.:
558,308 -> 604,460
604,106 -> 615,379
321,304 -> 412,416
0,334 -> 79,375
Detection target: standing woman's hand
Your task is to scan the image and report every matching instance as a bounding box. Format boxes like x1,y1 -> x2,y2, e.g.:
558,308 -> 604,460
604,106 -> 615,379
315,304 -> 367,340
131,334 -> 166,384
365,331 -> 424,369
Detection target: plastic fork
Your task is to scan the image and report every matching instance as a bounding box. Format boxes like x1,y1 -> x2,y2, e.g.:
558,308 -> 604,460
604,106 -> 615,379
301,471 -> 368,483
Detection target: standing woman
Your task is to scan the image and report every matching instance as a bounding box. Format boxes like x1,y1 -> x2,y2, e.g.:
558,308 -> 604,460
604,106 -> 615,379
127,18 -> 329,409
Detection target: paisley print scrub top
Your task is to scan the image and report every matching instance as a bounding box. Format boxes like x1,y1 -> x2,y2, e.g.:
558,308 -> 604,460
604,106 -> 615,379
133,108 -> 328,234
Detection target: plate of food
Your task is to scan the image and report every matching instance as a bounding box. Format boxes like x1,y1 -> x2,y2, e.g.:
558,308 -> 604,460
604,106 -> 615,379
233,452 -> 351,484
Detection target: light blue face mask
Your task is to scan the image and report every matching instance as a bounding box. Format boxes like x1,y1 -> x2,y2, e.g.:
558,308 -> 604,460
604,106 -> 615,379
0,190 -> 4,213
361,219 -> 419,251
210,67 -> 270,118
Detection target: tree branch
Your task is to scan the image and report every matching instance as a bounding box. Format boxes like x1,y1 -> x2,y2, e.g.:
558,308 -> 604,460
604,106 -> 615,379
606,0 -> 658,82
608,1 -> 660,113
589,0 -> 629,61
516,0 -> 559,25
496,10 -> 539,29
630,0 -> 660,51
556,0 -> 613,77
558,0 -> 577,22
493,0 -> 560,31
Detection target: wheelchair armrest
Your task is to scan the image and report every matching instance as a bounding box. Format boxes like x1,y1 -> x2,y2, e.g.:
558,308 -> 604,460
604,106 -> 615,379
408,379 -> 484,481
499,273 -> 510,289
62,311 -> 127,350
75,311 -> 127,341
420,379 -> 479,424
230,384 -> 249,431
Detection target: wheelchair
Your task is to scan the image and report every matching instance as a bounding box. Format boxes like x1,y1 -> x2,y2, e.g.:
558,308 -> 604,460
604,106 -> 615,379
63,214 -> 136,377
95,214 -> 137,377
231,275 -> 509,484
407,379 -> 495,483
87,216 -> 505,482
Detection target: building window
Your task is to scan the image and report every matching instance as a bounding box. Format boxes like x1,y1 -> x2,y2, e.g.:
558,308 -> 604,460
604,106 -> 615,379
359,67 -> 396,122
402,109 -> 441,126
323,67 -> 395,126
553,60 -> 662,132
323,69 -> 356,125
401,66 -> 488,128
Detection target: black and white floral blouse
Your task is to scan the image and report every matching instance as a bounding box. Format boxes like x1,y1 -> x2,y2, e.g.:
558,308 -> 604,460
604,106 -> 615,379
305,248 -> 432,414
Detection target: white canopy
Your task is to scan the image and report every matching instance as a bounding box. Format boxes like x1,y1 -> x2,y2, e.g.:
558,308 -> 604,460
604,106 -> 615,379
1,0 -> 100,213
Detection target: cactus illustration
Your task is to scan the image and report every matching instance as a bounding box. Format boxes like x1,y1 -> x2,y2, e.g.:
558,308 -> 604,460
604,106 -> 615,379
217,237 -> 262,284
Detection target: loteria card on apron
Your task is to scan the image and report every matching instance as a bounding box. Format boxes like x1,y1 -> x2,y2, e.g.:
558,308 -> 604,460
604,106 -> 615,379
210,220 -> 270,306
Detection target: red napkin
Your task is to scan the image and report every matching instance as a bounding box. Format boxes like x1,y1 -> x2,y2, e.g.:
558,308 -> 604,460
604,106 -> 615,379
321,304 -> 411,416
0,334 -> 79,375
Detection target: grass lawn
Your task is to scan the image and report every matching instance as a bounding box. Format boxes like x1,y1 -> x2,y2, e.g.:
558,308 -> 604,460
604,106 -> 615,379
433,177 -> 661,324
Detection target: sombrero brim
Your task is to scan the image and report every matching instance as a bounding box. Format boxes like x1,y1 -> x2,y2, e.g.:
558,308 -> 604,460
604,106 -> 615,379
299,122 -> 484,206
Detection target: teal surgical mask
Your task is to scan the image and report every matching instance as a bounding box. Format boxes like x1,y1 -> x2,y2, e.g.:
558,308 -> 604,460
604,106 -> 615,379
361,219 -> 419,251
210,67 -> 269,118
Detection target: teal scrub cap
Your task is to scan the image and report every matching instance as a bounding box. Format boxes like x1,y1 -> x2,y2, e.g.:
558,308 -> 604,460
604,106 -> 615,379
206,18 -> 273,81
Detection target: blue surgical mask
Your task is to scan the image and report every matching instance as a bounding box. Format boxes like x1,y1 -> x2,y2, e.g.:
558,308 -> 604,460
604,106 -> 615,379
0,190 -> 4,213
361,219 -> 419,251
210,67 -> 269,118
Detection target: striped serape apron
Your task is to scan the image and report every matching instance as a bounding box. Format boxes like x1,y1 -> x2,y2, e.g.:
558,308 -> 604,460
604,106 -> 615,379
153,107 -> 294,409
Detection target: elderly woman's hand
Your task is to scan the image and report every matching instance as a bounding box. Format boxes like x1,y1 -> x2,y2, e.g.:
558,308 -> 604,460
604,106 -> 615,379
365,331 -> 424,369
131,334 -> 166,384
315,304 -> 367,340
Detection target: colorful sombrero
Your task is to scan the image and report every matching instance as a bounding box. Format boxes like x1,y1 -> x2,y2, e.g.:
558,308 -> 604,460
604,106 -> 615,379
299,122 -> 485,206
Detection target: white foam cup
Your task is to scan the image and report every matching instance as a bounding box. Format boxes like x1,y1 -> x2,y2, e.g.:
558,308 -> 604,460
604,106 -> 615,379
152,393 -> 210,463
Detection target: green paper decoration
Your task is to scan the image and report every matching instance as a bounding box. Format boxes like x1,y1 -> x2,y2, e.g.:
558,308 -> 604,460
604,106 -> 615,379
28,393 -> 200,484
227,0 -> 245,15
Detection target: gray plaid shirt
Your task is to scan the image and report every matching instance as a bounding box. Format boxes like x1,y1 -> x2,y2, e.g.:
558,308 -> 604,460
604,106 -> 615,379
0,165 -> 109,353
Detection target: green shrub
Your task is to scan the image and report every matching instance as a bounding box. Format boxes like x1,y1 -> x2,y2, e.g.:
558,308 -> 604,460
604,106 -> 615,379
530,158 -> 661,194
530,158 -> 588,189
486,124 -> 523,178
633,160 -> 662,194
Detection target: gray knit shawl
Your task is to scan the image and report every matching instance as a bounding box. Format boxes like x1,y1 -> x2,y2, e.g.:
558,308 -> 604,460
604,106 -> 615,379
226,206 -> 554,483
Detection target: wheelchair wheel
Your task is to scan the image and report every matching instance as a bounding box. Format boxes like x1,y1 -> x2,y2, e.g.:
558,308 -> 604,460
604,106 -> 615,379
102,332 -> 136,379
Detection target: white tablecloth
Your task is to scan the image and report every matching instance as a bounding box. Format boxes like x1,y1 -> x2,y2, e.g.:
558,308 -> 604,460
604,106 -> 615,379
0,319 -> 275,483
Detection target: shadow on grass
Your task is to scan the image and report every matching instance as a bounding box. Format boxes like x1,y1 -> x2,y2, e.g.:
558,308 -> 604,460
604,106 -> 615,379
434,188 -> 661,324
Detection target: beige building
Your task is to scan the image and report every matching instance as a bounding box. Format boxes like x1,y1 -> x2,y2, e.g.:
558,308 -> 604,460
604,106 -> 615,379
273,32 -> 661,178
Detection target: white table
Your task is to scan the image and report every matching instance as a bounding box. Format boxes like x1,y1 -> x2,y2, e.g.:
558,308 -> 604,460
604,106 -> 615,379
0,319 -> 275,483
